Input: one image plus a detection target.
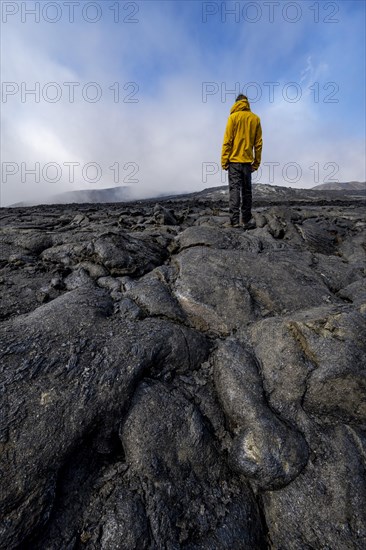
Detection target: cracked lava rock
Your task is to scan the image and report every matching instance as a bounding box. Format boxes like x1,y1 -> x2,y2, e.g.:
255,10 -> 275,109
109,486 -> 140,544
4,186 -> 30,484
0,186 -> 365,549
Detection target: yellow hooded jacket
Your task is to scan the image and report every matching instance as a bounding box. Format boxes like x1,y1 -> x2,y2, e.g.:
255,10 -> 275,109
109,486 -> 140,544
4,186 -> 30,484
221,98 -> 263,171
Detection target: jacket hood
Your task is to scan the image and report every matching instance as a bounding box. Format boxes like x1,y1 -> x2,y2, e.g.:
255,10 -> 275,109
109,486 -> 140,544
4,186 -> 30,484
230,98 -> 251,114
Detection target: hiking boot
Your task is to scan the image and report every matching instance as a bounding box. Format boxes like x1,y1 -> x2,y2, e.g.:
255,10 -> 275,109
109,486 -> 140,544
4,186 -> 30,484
242,219 -> 256,230
223,221 -> 240,228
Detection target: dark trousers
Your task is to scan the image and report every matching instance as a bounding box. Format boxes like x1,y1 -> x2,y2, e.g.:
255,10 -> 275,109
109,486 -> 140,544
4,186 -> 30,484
228,163 -> 252,224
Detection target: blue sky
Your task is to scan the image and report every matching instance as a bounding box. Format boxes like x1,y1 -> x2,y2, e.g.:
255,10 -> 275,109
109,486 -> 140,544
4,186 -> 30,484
1,0 -> 365,205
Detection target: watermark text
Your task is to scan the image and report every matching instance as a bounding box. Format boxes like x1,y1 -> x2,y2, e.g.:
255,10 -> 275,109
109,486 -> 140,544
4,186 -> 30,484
202,81 -> 339,103
202,2 -> 340,24
1,81 -> 140,103
2,161 -> 139,185
1,1 -> 140,24
202,161 -> 339,184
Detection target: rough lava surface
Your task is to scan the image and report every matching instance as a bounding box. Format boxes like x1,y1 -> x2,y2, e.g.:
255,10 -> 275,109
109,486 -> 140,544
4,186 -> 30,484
0,185 -> 365,549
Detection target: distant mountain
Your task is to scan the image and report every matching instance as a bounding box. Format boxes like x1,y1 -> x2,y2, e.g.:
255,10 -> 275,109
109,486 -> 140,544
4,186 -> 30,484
10,186 -> 133,207
311,181 -> 365,191
171,182 -> 366,203
49,185 -> 133,204
9,181 -> 366,208
156,183 -> 301,202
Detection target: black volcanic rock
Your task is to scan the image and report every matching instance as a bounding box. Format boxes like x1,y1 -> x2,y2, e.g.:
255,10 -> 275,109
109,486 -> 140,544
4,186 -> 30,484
213,339 -> 309,490
0,187 -> 365,549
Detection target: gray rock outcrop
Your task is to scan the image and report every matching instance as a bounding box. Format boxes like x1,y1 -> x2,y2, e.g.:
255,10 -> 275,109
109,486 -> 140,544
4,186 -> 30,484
0,189 -> 365,549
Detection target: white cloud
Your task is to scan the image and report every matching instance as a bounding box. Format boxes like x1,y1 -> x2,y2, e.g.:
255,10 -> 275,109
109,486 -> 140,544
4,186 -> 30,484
1,2 -> 365,206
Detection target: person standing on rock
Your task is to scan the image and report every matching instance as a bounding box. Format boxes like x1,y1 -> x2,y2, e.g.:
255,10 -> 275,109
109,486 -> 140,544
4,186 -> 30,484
221,94 -> 263,229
